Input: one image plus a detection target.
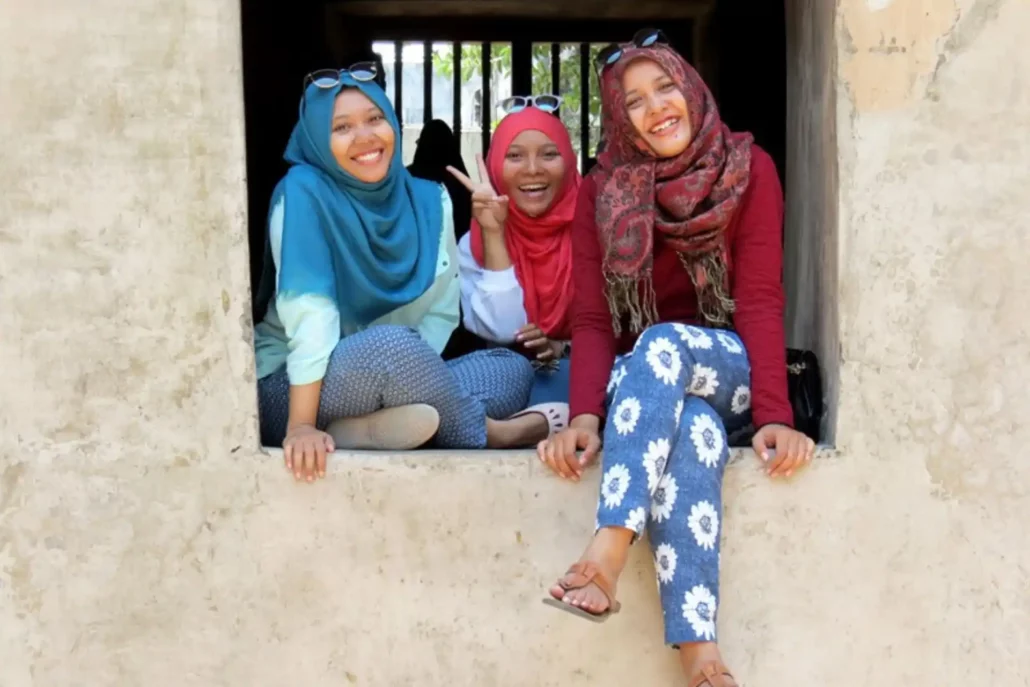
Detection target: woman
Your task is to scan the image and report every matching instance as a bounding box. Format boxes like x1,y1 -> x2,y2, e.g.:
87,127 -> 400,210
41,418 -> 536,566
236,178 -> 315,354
536,34 -> 815,686
253,68 -> 549,481
448,105 -> 580,435
407,119 -> 472,242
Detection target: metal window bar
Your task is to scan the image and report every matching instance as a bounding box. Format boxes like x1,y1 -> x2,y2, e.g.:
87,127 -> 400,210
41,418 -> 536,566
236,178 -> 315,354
453,42 -> 462,139
393,40 -> 403,128
481,42 -> 492,155
579,43 -> 589,170
422,41 -> 433,124
551,43 -> 560,96
512,41 -> 531,97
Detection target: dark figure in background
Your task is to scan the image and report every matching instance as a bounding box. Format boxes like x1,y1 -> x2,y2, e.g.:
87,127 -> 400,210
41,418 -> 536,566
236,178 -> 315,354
408,120 -> 484,360
408,120 -> 472,241
584,134 -> 606,175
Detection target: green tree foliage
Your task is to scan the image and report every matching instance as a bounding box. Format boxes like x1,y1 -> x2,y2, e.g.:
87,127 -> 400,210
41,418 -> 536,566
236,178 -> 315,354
433,43 -> 604,156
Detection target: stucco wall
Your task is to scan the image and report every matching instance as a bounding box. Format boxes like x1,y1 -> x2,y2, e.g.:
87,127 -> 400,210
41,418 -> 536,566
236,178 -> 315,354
1,0 -> 1029,685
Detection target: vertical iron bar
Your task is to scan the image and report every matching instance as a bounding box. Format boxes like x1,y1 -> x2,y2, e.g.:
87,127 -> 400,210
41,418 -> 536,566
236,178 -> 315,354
422,40 -> 433,124
579,43 -> 589,170
453,42 -> 462,138
393,40 -> 403,128
482,42 -> 492,155
551,43 -> 560,96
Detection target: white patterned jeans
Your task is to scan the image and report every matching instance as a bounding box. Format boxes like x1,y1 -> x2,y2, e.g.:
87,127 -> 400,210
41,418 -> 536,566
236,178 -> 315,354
598,322 -> 752,646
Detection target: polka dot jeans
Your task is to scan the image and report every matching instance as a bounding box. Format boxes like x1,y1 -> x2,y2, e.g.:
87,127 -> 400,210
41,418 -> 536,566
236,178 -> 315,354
258,325 -> 534,449
598,322 -> 753,646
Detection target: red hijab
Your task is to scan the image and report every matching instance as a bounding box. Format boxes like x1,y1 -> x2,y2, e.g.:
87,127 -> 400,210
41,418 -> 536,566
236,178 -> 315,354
469,108 -> 580,340
594,45 -> 753,333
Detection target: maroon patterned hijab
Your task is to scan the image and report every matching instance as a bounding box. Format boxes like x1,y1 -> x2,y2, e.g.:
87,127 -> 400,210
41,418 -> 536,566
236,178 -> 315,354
593,45 -> 753,333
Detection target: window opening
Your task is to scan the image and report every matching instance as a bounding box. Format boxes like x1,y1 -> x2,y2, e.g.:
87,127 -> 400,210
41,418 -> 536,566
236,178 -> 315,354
241,4 -> 836,447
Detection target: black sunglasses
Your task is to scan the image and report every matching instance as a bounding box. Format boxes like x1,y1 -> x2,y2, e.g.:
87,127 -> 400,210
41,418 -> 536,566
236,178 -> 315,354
302,62 -> 379,93
594,28 -> 670,74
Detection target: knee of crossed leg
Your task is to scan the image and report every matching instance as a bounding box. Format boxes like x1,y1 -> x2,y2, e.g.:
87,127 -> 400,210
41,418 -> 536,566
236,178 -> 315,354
334,325 -> 434,373
494,347 -> 534,375
479,348 -> 536,412
635,322 -> 683,351
503,350 -> 536,402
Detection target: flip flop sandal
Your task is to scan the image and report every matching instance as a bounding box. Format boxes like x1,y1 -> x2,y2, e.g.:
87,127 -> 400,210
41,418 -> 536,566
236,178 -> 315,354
689,662 -> 739,687
507,402 -> 569,437
541,561 -> 622,623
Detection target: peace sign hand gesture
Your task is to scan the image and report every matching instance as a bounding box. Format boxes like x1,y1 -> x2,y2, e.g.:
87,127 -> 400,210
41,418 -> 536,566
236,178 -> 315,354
447,153 -> 509,234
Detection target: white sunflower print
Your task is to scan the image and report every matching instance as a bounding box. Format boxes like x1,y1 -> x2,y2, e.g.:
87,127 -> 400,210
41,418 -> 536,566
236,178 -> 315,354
642,438 -> 671,492
688,363 -> 720,398
607,365 -> 628,394
715,331 -> 744,354
612,397 -> 641,436
674,399 -> 684,427
624,506 -> 647,534
654,543 -> 678,584
682,584 -> 718,640
687,500 -> 720,551
690,413 -> 724,468
672,323 -> 713,350
730,385 -> 751,415
601,464 -> 631,509
646,337 -> 683,386
650,473 -> 679,523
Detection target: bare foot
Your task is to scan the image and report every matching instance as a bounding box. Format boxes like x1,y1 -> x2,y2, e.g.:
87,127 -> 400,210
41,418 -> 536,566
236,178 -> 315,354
548,526 -> 634,615
326,404 -> 439,450
682,657 -> 737,687
679,644 -> 730,685
485,414 -> 549,448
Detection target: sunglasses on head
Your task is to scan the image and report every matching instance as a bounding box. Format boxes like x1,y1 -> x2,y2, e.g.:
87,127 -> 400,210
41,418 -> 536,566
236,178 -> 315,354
497,94 -> 563,115
303,62 -> 379,92
594,28 -> 670,74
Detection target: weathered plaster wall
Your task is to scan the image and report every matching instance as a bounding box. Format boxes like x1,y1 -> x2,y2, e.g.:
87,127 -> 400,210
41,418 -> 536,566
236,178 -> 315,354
1,0 -> 1029,686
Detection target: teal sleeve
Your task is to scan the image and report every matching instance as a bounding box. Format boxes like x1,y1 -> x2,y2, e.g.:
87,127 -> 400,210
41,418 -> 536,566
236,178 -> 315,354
269,196 -> 341,384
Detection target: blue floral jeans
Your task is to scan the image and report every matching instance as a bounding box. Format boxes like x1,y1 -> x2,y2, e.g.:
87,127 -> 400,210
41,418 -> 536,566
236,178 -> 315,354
597,323 -> 752,646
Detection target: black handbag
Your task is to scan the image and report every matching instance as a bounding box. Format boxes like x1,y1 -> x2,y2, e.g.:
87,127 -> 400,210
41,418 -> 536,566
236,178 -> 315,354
786,348 -> 823,443
727,348 -> 823,446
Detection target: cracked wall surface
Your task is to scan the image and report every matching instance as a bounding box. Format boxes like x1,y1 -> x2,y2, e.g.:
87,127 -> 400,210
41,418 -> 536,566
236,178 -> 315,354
1,0 -> 1029,685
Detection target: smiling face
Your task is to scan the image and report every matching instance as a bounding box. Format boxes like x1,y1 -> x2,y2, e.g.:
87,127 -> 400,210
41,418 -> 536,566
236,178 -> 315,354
501,129 -> 566,217
329,88 -> 395,183
620,58 -> 692,159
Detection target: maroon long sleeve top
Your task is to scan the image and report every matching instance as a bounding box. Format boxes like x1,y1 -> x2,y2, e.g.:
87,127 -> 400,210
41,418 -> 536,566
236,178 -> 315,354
570,144 -> 794,429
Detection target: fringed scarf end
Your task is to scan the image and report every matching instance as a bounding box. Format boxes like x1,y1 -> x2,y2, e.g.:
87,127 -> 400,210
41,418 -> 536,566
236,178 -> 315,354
605,273 -> 660,336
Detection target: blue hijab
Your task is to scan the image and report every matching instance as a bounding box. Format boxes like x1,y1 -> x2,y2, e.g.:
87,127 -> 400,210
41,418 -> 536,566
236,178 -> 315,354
260,75 -> 442,327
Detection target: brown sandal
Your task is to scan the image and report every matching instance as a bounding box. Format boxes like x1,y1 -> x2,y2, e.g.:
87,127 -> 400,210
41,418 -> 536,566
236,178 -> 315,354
541,561 -> 622,623
689,661 -> 738,687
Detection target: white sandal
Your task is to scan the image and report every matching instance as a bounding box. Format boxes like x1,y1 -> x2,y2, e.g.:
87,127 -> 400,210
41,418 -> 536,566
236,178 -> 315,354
507,402 -> 569,437
325,404 -> 440,450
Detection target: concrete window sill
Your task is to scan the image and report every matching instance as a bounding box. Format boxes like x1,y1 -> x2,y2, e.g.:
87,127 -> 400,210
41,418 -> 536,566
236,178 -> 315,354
260,446 -> 839,473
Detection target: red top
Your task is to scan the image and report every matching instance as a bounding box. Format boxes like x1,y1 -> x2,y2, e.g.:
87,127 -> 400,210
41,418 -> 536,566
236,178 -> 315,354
570,144 -> 793,429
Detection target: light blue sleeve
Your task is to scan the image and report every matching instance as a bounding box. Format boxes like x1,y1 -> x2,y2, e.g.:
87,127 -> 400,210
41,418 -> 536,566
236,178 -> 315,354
269,195 -> 341,385
416,190 -> 460,354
